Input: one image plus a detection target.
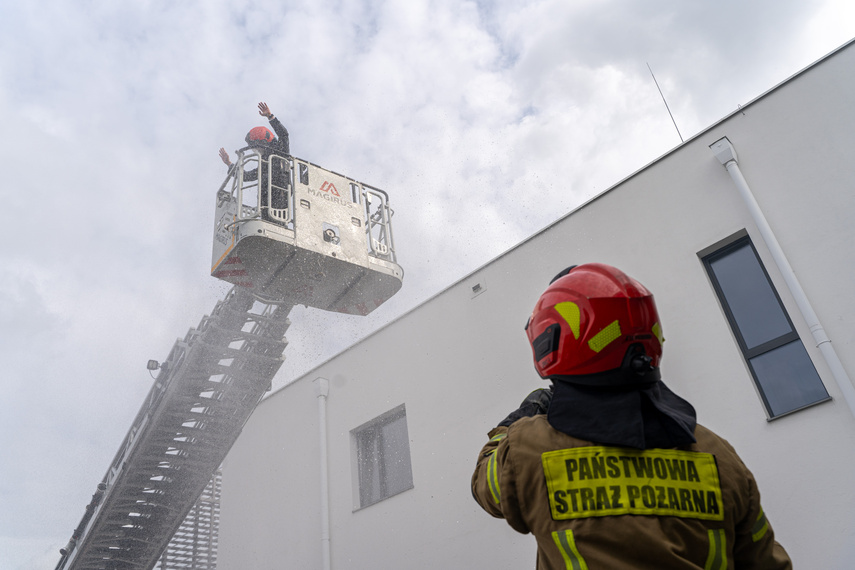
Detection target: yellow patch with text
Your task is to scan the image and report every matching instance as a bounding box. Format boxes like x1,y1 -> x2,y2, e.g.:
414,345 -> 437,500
542,446 -> 724,521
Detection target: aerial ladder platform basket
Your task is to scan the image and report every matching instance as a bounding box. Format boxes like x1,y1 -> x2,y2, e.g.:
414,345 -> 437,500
211,147 -> 403,314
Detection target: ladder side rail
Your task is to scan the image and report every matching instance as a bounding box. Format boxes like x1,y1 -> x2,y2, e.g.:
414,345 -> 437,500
80,360 -> 256,567
117,295 -> 288,566
57,289 -> 293,570
63,336 -> 214,570
130,361 -> 274,568
140,299 -> 294,560
57,335 -> 192,568
58,373 -> 183,568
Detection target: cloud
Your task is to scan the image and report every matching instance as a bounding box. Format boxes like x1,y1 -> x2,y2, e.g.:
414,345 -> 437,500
1,0 -> 854,560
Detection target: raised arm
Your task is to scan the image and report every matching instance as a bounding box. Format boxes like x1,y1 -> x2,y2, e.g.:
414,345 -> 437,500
219,147 -> 233,167
258,102 -> 289,153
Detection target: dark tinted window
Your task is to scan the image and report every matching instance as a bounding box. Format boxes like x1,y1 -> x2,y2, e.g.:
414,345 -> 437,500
750,340 -> 828,417
704,237 -> 829,418
708,244 -> 792,349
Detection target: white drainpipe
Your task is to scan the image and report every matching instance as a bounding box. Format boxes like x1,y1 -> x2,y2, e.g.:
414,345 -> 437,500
709,137 -> 855,419
315,377 -> 332,570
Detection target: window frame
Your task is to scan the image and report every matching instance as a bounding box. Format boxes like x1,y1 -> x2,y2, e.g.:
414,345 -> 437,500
701,234 -> 830,419
350,404 -> 414,510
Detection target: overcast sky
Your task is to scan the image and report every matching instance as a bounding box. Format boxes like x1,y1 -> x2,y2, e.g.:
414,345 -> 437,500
2,0 -> 854,567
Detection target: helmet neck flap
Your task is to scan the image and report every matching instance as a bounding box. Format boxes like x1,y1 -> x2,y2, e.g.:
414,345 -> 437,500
546,378 -> 697,449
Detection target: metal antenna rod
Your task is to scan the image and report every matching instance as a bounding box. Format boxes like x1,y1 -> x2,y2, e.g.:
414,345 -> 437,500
647,62 -> 683,143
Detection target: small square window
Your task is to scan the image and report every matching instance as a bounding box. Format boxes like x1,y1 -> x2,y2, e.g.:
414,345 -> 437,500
351,405 -> 413,509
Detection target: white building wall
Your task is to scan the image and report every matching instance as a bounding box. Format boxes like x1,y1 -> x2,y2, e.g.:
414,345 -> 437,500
220,40 -> 855,569
219,377 -> 322,568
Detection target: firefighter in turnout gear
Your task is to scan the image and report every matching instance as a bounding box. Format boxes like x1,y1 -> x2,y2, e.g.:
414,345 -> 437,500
218,102 -> 291,221
471,263 -> 792,569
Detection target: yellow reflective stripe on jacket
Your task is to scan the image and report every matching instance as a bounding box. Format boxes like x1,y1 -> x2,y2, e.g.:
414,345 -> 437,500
552,530 -> 589,570
486,433 -> 505,504
487,451 -> 501,503
704,529 -> 727,570
588,320 -> 621,353
752,508 -> 769,542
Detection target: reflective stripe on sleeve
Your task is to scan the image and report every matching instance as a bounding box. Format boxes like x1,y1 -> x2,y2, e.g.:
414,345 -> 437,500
751,509 -> 769,542
704,529 -> 727,570
552,530 -> 589,570
487,449 -> 501,504
485,432 -> 506,504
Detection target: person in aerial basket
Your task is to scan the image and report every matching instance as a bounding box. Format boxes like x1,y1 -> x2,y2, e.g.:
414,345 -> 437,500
219,102 -> 291,220
471,263 -> 792,569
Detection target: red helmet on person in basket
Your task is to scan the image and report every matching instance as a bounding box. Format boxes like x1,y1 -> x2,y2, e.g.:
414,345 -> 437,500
245,126 -> 275,144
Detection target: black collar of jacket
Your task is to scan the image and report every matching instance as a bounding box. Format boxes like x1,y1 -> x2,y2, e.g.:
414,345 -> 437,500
547,373 -> 697,450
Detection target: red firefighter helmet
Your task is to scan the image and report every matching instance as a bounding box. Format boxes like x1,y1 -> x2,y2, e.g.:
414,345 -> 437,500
525,263 -> 664,379
246,126 -> 275,144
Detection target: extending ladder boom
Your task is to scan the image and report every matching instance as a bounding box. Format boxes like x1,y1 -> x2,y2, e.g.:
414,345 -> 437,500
56,287 -> 293,570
